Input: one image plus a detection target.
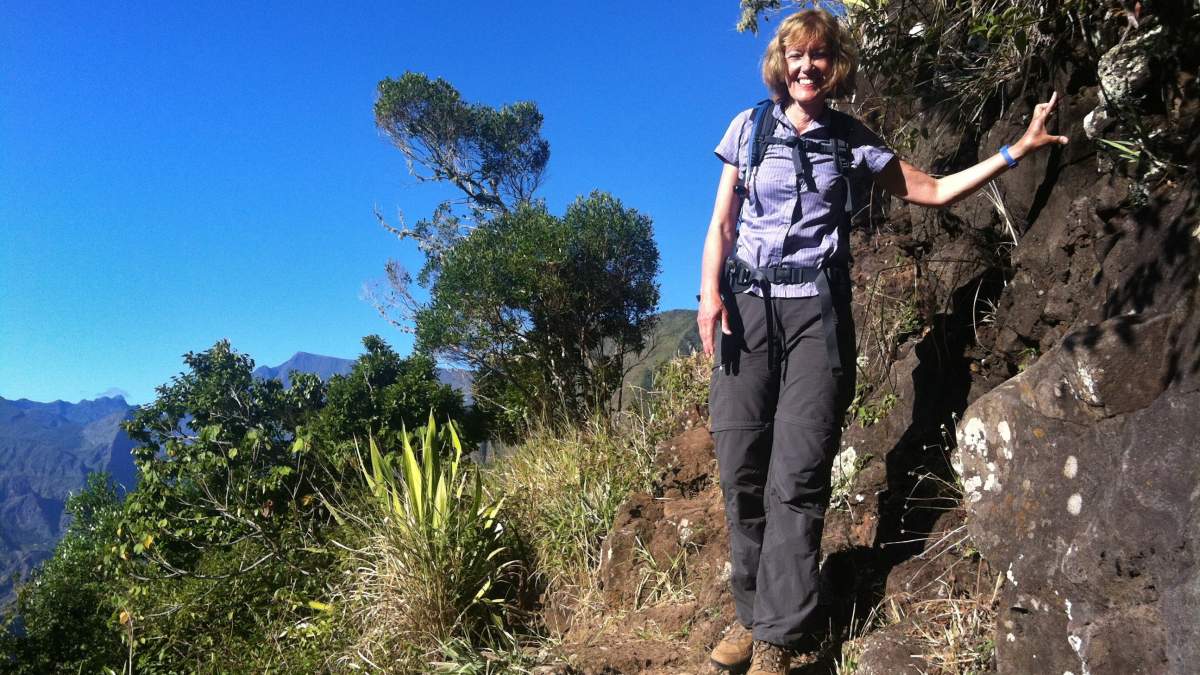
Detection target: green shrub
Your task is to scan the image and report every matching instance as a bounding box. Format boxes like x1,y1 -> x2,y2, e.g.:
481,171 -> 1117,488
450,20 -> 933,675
0,474 -> 125,674
331,417 -> 520,671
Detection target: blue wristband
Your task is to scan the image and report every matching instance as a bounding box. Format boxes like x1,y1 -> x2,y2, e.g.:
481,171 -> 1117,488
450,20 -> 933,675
999,145 -> 1019,169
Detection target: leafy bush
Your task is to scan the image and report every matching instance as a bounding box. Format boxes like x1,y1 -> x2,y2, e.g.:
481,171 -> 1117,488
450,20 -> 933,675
315,334 -> 474,450
106,341 -> 340,671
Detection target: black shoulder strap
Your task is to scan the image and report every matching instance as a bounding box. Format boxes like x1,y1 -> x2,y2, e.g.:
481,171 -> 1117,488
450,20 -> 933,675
826,108 -> 854,175
828,109 -> 854,267
736,99 -> 778,197
748,99 -> 777,169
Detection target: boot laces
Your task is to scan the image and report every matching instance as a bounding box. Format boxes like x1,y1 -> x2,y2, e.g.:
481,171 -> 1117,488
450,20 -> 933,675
753,640 -> 788,672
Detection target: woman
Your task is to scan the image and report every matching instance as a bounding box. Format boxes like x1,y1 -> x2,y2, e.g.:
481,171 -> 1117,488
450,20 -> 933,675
699,9 -> 1067,674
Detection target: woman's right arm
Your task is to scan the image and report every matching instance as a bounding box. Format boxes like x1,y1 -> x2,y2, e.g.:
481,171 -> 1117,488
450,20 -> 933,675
698,162 -> 743,356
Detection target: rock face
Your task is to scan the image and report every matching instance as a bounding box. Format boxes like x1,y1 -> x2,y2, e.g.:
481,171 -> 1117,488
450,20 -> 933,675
955,312 -> 1199,674
851,622 -> 925,675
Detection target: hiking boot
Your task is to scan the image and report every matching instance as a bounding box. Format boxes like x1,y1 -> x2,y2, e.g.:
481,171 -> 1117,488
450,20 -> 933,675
709,622 -> 753,672
747,640 -> 791,675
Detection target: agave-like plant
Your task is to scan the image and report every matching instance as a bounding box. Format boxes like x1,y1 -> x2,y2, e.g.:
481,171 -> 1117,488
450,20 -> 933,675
358,413 -> 514,646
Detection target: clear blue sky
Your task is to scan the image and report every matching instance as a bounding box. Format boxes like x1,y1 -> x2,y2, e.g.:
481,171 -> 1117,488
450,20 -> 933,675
1,1 -> 775,405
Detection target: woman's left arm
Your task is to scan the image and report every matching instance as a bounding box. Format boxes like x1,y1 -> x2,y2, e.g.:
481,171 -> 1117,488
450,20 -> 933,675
875,92 -> 1070,207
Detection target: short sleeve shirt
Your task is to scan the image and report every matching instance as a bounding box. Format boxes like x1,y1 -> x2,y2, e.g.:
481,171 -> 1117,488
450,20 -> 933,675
714,103 -> 895,297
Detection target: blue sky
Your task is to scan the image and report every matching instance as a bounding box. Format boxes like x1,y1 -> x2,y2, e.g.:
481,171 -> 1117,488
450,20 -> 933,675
0,1 -> 775,404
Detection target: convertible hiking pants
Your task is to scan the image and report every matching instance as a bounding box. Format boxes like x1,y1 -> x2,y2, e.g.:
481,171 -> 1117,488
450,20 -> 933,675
709,290 -> 855,647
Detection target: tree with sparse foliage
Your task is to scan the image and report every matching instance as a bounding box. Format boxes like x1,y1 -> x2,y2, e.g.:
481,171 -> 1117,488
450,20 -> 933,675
372,71 -> 550,278
370,73 -> 660,434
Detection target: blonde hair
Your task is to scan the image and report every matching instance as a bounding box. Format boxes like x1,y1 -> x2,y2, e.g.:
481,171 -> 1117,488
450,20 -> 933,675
761,9 -> 858,102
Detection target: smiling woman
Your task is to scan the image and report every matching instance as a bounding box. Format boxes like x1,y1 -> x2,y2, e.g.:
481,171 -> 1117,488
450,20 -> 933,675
761,8 -> 856,105
697,8 -> 1068,673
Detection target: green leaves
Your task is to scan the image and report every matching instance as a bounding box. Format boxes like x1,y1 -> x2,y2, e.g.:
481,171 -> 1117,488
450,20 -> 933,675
415,192 -> 660,438
316,336 -> 469,450
375,72 -> 549,215
1097,138 -> 1143,164
354,417 -> 516,646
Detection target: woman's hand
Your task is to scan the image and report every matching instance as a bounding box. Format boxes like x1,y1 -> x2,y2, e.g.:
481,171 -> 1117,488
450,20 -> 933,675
699,163 -> 742,355
1012,91 -> 1070,158
877,91 -> 1072,207
698,291 -> 731,357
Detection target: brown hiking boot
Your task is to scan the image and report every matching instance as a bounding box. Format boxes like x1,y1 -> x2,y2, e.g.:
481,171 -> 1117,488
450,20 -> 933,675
709,622 -> 753,671
747,640 -> 791,675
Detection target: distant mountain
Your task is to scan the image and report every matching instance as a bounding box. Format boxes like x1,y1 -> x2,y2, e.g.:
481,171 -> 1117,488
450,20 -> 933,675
0,396 -> 136,605
251,351 -> 473,402
436,368 -> 474,404
252,352 -> 355,387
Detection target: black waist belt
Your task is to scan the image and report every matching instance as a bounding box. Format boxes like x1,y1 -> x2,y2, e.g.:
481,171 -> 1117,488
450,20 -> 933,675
722,256 -> 847,378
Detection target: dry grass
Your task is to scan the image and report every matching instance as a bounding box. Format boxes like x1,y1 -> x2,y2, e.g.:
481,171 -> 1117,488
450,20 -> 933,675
490,351 -> 712,595
488,414 -> 660,592
331,521 -> 448,672
632,537 -> 700,610
838,574 -> 999,675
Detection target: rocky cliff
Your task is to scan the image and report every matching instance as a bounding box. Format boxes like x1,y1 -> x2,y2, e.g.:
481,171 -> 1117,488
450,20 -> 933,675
0,396 -> 137,606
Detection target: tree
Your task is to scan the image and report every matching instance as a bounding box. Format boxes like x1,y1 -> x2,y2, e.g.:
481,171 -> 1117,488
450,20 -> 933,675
372,72 -> 550,280
414,193 -> 659,435
314,335 -> 473,449
370,73 -> 660,434
113,341 -> 338,668
120,341 -> 327,572
736,0 -> 787,34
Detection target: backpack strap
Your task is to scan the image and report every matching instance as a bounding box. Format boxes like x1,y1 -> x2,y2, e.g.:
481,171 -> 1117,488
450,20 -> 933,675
736,99 -> 778,197
736,102 -> 857,230
748,99 -> 778,169
826,109 -> 855,267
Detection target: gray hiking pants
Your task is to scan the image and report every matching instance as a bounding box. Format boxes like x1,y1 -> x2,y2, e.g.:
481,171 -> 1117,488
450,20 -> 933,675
709,290 -> 855,647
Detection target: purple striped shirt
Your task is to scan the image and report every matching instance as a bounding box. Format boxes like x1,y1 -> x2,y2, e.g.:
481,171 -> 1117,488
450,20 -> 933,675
715,103 -> 895,297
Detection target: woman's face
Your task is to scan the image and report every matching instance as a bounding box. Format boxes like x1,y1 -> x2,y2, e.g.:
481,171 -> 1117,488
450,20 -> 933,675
783,40 -> 831,107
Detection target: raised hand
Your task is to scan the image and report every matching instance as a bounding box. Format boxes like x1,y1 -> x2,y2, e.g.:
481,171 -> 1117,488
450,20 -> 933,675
1016,91 -> 1070,154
